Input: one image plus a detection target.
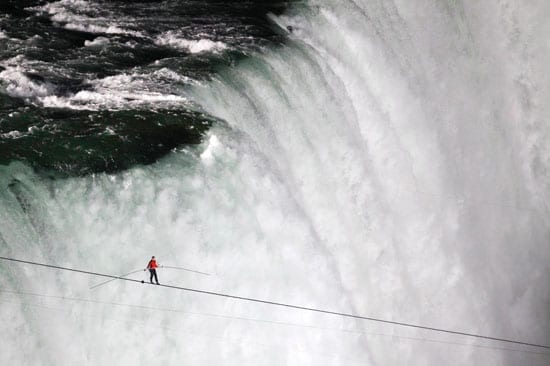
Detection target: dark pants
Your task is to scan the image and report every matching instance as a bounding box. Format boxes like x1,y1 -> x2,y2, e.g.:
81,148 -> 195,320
149,269 -> 159,284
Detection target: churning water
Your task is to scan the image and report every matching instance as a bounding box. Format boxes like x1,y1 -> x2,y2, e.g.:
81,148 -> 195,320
1,1 -> 549,365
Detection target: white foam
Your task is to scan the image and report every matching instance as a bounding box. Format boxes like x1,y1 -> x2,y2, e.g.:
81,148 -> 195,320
84,36 -> 110,47
200,134 -> 221,164
0,130 -> 23,139
0,30 -> 7,39
0,68 -> 52,99
155,31 -> 227,53
63,22 -> 141,36
0,65 -> 191,110
41,91 -> 186,110
151,68 -> 193,84
32,0 -> 142,37
0,50 -> 190,110
41,85 -> 188,110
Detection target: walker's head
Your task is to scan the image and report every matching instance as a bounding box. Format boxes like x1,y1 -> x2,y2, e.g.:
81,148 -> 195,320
152,256 -> 155,259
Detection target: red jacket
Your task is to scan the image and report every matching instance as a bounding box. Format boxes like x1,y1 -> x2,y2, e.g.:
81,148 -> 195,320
147,259 -> 158,269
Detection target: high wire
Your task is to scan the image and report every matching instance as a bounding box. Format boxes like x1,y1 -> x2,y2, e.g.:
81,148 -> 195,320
90,269 -> 145,290
1,255 -> 549,351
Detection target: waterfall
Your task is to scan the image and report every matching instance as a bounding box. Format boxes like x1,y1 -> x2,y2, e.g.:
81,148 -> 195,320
1,1 -> 549,364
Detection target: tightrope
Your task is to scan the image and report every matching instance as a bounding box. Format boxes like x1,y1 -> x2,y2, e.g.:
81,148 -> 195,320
1,255 -> 549,351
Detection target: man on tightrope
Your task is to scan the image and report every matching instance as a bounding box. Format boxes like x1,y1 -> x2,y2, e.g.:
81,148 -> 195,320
146,256 -> 160,285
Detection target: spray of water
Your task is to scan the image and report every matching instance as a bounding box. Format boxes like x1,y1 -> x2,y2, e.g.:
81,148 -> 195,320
1,0 -> 550,365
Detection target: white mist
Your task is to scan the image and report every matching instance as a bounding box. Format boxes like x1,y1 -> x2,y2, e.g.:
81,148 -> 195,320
1,1 -> 549,365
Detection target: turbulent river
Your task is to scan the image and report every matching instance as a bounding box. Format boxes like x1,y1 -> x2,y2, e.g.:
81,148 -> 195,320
1,1 -> 549,365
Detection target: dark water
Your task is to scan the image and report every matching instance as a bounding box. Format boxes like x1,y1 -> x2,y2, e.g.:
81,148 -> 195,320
0,0 -> 291,175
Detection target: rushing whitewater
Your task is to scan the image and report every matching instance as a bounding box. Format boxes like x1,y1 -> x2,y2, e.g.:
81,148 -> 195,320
1,0 -> 550,365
